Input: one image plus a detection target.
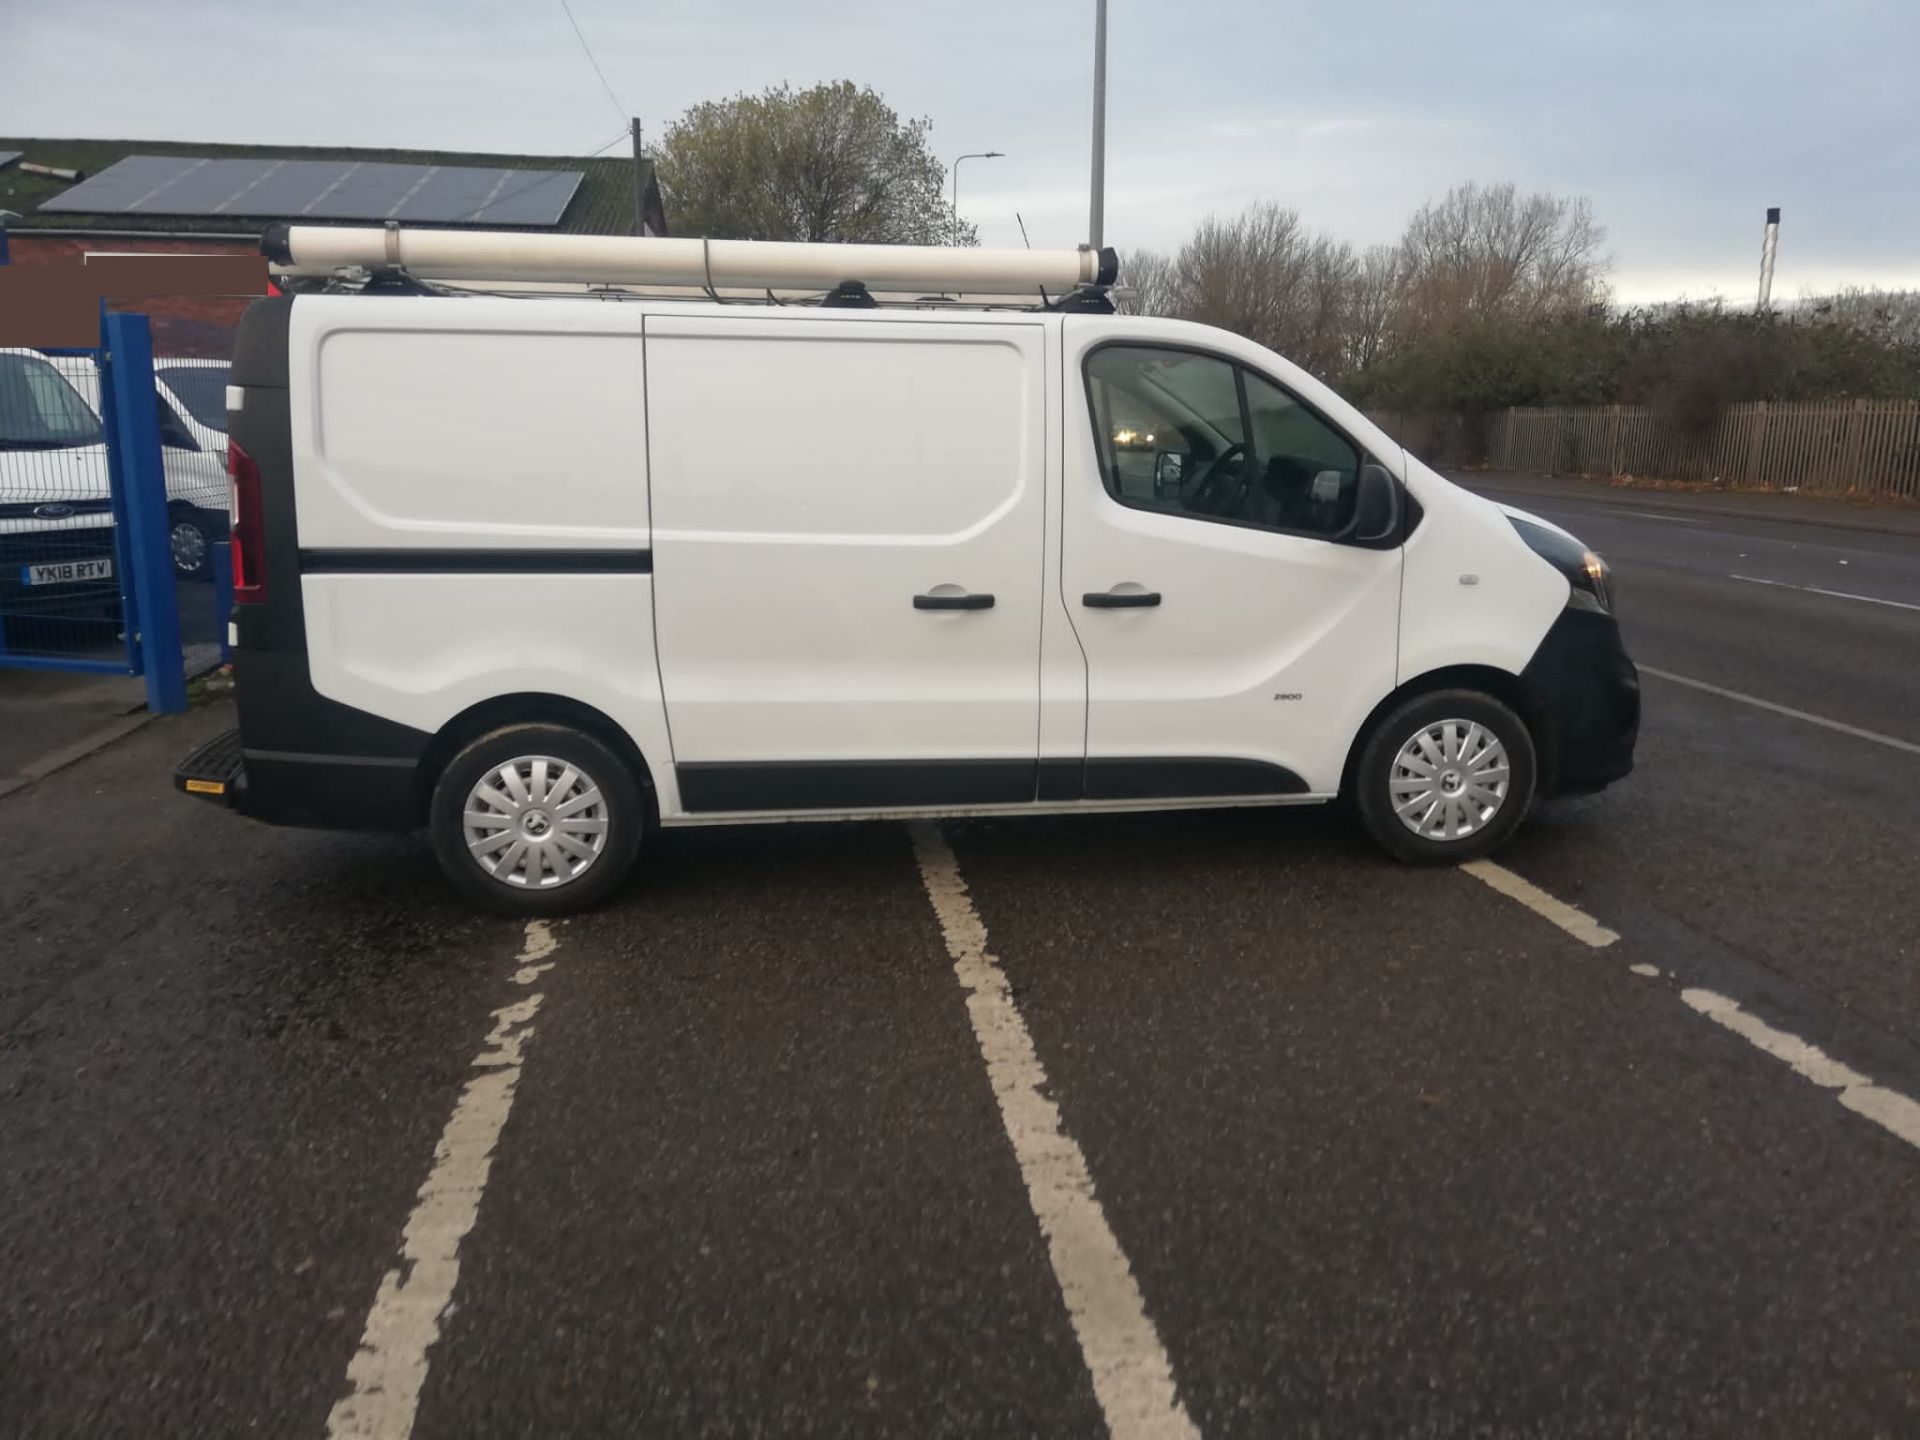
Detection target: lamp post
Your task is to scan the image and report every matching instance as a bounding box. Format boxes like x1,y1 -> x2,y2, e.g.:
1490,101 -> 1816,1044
950,151 -> 1004,244
1089,0 -> 1107,248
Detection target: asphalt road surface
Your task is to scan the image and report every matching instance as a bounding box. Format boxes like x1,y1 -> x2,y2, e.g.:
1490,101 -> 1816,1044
3,478 -> 1918,1439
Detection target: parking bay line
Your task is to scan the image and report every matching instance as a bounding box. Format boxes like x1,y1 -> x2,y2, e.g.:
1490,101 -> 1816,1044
909,822 -> 1199,1440
1462,861 -> 1920,1158
1638,665 -> 1920,757
1460,859 -> 1620,948
1680,988 -> 1920,1151
1727,573 -> 1920,613
325,919 -> 561,1440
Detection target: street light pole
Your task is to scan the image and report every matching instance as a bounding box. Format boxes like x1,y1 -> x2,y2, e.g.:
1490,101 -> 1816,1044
1089,0 -> 1107,248
950,151 -> 1005,244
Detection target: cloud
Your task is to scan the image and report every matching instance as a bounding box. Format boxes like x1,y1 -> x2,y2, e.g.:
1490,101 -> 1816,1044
1300,118 -> 1377,140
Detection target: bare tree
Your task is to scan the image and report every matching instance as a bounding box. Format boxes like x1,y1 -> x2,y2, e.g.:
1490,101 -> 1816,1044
1346,244 -> 1406,371
1298,234 -> 1360,378
1172,202 -> 1305,349
1397,181 -> 1606,329
1115,248 -> 1179,316
1157,203 -> 1360,378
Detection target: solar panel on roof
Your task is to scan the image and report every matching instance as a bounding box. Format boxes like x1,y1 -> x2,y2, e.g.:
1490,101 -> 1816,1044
37,155 -> 192,212
475,170 -> 583,226
38,154 -> 584,226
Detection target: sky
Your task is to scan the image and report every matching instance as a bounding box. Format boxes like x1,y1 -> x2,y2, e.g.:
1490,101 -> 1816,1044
6,0 -> 1917,304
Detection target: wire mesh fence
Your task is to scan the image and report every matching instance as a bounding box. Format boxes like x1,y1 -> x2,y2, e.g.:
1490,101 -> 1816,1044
1,304 -> 238,688
0,346 -> 129,666
119,301 -> 240,677
1484,401 -> 1920,498
1367,401 -> 1920,499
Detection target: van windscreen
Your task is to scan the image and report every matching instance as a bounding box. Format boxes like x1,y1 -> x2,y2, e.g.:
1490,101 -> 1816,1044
0,353 -> 103,449
157,364 -> 230,433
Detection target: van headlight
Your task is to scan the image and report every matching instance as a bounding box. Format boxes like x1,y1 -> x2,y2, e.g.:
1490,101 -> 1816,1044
1509,516 -> 1613,614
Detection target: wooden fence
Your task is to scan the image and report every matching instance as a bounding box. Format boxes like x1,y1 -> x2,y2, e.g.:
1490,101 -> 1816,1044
1476,401 -> 1920,498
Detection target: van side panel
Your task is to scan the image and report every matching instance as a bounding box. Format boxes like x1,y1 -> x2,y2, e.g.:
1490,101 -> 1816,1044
274,297 -> 675,811
292,301 -> 649,550
1393,455 -> 1566,684
298,569 -> 674,793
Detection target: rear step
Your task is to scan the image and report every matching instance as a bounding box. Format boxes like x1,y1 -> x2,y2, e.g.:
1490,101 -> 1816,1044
175,727 -> 245,804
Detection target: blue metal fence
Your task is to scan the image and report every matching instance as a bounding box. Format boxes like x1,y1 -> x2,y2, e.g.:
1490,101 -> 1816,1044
0,310 -> 226,712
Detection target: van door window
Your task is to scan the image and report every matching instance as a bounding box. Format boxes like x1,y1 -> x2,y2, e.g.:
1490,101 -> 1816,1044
1241,369 -> 1361,538
1085,346 -> 1246,518
1084,345 -> 1364,540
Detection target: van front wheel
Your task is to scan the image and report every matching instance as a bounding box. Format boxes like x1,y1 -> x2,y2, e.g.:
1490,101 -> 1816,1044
1353,689 -> 1536,864
429,723 -> 643,915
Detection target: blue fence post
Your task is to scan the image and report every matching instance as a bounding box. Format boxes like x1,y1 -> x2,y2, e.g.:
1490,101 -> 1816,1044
101,311 -> 188,713
95,325 -> 145,676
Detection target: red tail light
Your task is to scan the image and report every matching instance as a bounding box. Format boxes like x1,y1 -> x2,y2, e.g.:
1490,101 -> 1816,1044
227,438 -> 267,603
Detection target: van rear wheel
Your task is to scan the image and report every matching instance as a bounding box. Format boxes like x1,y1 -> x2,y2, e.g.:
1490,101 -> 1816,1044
429,723 -> 643,915
1353,689 -> 1536,864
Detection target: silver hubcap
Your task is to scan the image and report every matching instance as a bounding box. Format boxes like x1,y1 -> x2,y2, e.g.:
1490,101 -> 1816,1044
171,519 -> 206,571
1390,719 -> 1511,842
463,755 -> 609,889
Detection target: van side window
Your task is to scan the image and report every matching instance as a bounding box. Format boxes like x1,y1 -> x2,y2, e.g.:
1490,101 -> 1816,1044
1084,346 -> 1363,541
1240,369 -> 1360,538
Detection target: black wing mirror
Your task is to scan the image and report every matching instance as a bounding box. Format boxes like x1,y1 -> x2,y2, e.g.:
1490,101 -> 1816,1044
1352,462 -> 1401,544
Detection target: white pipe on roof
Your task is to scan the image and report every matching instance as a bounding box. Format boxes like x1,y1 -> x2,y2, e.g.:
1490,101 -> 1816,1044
263,224 -> 1119,293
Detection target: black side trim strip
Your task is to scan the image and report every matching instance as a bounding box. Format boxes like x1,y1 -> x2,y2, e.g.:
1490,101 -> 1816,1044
300,548 -> 652,574
677,760 -> 1036,812
1082,757 -> 1308,801
242,748 -> 418,769
1037,757 -> 1083,801
675,756 -> 1311,811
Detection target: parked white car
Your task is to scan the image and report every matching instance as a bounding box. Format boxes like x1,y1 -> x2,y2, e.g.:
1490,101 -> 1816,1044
0,348 -> 122,622
43,353 -> 231,579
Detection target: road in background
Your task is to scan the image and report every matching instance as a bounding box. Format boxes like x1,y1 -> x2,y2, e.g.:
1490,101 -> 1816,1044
1459,472 -> 1920,1077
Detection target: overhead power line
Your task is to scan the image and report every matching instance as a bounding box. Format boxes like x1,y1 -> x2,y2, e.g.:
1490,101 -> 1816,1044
558,0 -> 628,125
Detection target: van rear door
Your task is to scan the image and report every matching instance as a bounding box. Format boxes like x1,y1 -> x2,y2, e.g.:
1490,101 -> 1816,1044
646,314 -> 1047,813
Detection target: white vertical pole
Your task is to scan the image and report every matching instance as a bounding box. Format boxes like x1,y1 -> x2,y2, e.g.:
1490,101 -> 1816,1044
1757,206 -> 1780,311
1089,0 -> 1107,248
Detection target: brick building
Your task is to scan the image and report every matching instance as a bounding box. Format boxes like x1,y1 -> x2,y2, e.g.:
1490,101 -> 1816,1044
0,136 -> 666,354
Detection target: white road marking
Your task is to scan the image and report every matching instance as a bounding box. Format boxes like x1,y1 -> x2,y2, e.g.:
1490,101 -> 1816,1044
1681,988 -> 1920,1152
1459,860 -> 1620,948
325,919 -> 560,1440
1727,573 -> 1920,612
1459,860 -> 1920,1160
1618,509 -> 1707,524
908,823 -> 1199,1440
1639,666 -> 1920,757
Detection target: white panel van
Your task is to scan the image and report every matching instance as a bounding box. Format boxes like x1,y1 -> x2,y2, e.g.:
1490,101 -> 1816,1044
177,280 -> 1637,914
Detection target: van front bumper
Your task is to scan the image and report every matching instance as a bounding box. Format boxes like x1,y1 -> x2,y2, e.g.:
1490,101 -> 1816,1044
1522,608 -> 1640,795
176,725 -> 421,831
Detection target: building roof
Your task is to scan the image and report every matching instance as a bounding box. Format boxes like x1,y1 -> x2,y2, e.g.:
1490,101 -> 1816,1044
0,136 -> 659,237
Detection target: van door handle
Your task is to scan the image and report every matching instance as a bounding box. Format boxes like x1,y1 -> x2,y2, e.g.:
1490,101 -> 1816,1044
914,591 -> 995,610
1082,589 -> 1161,608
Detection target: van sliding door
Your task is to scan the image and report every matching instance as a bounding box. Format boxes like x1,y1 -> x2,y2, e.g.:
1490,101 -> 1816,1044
646,315 -> 1047,814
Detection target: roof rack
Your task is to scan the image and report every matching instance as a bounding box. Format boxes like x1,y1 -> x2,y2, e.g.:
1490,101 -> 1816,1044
262,223 -> 1120,312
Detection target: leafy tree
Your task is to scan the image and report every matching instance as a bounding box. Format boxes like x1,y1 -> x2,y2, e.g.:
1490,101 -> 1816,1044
656,81 -> 970,245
